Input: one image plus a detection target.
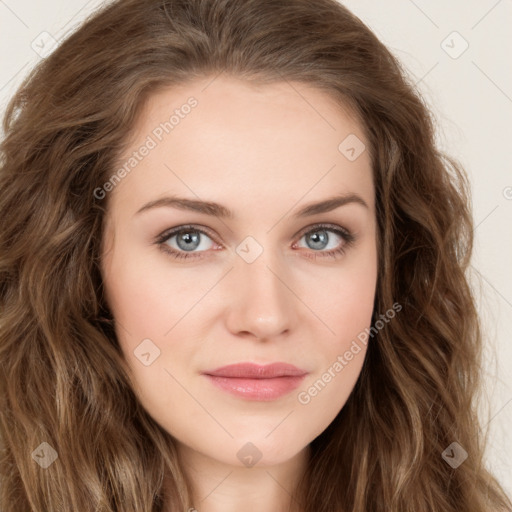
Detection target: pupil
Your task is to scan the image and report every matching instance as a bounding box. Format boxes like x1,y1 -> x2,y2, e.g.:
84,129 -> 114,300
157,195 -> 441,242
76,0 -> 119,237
177,231 -> 200,251
308,231 -> 328,250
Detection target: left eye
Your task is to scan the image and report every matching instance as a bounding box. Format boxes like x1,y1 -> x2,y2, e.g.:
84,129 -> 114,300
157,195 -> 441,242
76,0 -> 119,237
295,228 -> 343,251
155,224 -> 355,260
161,227 -> 216,253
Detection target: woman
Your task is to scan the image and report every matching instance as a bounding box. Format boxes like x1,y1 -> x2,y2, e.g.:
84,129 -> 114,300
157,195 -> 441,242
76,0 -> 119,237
0,0 -> 510,510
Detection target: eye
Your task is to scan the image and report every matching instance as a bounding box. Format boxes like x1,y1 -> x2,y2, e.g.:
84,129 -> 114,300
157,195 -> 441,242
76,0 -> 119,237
155,223 -> 356,261
292,223 -> 356,260
156,225 -> 218,260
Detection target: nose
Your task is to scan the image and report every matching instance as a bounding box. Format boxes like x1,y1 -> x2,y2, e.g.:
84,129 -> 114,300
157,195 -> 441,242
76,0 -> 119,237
223,250 -> 298,341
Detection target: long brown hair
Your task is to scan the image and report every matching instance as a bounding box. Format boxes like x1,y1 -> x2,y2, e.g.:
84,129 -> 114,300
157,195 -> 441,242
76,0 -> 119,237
1,0 -> 510,510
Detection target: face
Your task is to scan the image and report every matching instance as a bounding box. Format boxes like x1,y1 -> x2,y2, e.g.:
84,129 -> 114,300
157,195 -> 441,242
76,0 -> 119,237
101,74 -> 378,469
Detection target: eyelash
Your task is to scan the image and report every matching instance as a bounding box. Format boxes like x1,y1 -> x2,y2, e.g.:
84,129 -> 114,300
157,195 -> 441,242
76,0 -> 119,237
154,223 -> 356,261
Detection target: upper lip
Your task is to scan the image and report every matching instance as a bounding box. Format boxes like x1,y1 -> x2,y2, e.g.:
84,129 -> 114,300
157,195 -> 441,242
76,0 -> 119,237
203,362 -> 307,379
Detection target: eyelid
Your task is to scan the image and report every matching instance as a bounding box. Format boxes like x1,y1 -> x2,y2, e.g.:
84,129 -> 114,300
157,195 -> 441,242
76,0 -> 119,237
155,224 -> 221,246
293,222 -> 352,240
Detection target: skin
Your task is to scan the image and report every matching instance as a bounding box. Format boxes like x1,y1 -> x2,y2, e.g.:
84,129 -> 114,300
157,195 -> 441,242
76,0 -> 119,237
101,74 -> 378,512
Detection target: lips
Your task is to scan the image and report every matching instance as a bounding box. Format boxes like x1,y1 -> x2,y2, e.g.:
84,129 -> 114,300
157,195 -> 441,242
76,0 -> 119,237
203,362 -> 307,379
202,363 -> 308,401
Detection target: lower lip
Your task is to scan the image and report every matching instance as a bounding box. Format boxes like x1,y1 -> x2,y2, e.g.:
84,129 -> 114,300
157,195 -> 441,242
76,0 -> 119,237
204,374 -> 306,401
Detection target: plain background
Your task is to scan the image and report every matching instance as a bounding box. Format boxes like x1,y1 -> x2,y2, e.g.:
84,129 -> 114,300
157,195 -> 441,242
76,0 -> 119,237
1,0 -> 511,498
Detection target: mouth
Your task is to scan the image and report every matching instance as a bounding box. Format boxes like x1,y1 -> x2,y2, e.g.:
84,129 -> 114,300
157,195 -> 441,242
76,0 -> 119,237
202,362 -> 308,401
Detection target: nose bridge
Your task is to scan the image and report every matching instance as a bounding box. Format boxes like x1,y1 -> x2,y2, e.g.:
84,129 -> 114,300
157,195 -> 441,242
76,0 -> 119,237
225,240 -> 296,338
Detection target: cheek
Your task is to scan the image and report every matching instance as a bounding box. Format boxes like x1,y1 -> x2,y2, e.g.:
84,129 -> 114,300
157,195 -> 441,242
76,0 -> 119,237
305,260 -> 377,342
294,256 -> 376,419
103,248 -> 203,344
294,278 -> 372,430
101,251 -> 197,432
295,343 -> 367,443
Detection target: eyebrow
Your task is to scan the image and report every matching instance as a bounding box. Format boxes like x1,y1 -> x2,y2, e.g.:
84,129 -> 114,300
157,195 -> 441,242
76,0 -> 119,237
134,193 -> 369,218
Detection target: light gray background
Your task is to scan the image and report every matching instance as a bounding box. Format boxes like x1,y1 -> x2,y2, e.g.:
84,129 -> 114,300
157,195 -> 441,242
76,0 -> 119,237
1,0 -> 511,498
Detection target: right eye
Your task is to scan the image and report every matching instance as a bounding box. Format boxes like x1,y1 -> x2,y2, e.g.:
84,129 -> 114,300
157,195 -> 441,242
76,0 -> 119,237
155,225 -> 221,260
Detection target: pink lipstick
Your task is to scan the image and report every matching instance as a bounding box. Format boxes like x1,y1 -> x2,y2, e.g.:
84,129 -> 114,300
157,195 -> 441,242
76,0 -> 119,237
202,362 -> 307,401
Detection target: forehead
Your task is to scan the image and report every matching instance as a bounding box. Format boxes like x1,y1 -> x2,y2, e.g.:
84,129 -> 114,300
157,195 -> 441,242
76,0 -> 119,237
109,75 -> 374,217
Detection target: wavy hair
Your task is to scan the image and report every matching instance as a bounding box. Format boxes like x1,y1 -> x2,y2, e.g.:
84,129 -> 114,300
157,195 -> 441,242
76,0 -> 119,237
0,0 -> 510,510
